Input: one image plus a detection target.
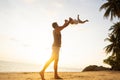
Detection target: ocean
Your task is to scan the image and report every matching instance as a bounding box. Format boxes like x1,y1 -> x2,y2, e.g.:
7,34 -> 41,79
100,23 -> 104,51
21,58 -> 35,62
0,60 -> 82,72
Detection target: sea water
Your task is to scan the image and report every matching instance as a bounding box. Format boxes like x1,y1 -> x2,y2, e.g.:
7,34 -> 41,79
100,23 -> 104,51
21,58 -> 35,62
0,61 -> 82,72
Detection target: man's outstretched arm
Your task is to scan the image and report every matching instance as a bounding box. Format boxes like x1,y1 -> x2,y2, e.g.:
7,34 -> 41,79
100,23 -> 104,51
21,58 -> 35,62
58,18 -> 72,31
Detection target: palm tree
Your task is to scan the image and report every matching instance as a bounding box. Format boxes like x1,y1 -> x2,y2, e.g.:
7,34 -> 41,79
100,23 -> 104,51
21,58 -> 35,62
110,22 -> 120,37
100,0 -> 120,70
104,22 -> 120,70
104,55 -> 118,70
104,33 -> 120,70
109,22 -> 120,61
100,0 -> 120,20
104,34 -> 117,56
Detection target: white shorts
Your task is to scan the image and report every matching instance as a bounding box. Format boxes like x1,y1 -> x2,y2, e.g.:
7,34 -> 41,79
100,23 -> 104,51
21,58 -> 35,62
52,47 -> 60,60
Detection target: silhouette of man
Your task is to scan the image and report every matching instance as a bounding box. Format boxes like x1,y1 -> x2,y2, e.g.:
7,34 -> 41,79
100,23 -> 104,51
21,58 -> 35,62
40,17 -> 72,80
40,15 -> 88,80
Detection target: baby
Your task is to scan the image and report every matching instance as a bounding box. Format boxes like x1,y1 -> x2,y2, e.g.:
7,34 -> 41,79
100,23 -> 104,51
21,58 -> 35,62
65,15 -> 88,24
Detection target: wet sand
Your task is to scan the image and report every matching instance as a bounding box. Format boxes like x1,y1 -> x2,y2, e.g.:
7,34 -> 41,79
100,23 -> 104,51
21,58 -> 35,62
0,71 -> 120,80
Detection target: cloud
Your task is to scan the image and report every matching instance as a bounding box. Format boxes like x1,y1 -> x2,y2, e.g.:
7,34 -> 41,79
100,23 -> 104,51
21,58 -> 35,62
53,1 -> 64,8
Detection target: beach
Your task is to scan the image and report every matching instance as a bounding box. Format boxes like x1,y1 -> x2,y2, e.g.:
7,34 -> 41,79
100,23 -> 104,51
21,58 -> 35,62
0,71 -> 120,80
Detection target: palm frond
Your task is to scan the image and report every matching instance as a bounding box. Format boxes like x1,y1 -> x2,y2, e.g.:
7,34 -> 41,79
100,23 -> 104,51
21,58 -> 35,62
99,2 -> 110,11
104,44 -> 113,54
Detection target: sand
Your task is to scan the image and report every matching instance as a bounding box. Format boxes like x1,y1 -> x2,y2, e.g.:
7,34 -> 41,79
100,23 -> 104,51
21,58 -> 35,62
0,71 -> 120,80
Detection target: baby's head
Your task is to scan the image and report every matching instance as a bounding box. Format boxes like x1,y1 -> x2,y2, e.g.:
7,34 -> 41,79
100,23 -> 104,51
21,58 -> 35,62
65,19 -> 68,23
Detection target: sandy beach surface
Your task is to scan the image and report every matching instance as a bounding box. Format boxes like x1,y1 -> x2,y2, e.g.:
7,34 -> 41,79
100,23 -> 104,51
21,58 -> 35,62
0,71 -> 120,80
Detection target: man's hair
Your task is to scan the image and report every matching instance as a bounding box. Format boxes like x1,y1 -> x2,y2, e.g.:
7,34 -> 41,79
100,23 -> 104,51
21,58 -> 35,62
52,22 -> 58,28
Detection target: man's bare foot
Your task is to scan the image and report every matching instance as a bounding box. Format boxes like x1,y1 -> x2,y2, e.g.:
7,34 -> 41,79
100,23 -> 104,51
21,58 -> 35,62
54,75 -> 63,79
40,71 -> 45,80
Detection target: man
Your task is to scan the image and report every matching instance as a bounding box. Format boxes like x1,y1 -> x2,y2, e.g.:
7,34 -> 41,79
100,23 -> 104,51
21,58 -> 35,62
40,17 -> 72,80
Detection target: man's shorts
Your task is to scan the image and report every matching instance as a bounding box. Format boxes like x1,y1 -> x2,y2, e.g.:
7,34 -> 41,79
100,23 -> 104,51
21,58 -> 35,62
52,47 -> 60,60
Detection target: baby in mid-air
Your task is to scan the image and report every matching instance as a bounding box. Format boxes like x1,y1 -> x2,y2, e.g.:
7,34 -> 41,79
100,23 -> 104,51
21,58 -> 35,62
65,15 -> 89,24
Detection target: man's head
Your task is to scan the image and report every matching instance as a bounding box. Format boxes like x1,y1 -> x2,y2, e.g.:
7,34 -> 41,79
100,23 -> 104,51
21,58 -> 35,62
52,22 -> 58,29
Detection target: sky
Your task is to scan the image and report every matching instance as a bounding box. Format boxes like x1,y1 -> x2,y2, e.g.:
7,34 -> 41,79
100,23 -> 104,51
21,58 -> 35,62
0,0 -> 118,70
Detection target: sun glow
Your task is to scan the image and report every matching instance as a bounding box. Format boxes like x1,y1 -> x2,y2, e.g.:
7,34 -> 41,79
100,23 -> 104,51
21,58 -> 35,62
0,20 -> 107,69
0,0 -> 111,72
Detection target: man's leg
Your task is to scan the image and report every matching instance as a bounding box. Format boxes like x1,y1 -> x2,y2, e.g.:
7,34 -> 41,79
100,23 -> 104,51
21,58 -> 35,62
41,56 -> 54,72
54,58 -> 62,79
54,57 -> 62,79
40,56 -> 54,80
54,57 -> 58,76
53,47 -> 62,79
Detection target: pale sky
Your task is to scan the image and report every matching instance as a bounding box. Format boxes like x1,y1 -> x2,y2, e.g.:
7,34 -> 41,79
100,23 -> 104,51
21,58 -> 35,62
0,0 -> 117,70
